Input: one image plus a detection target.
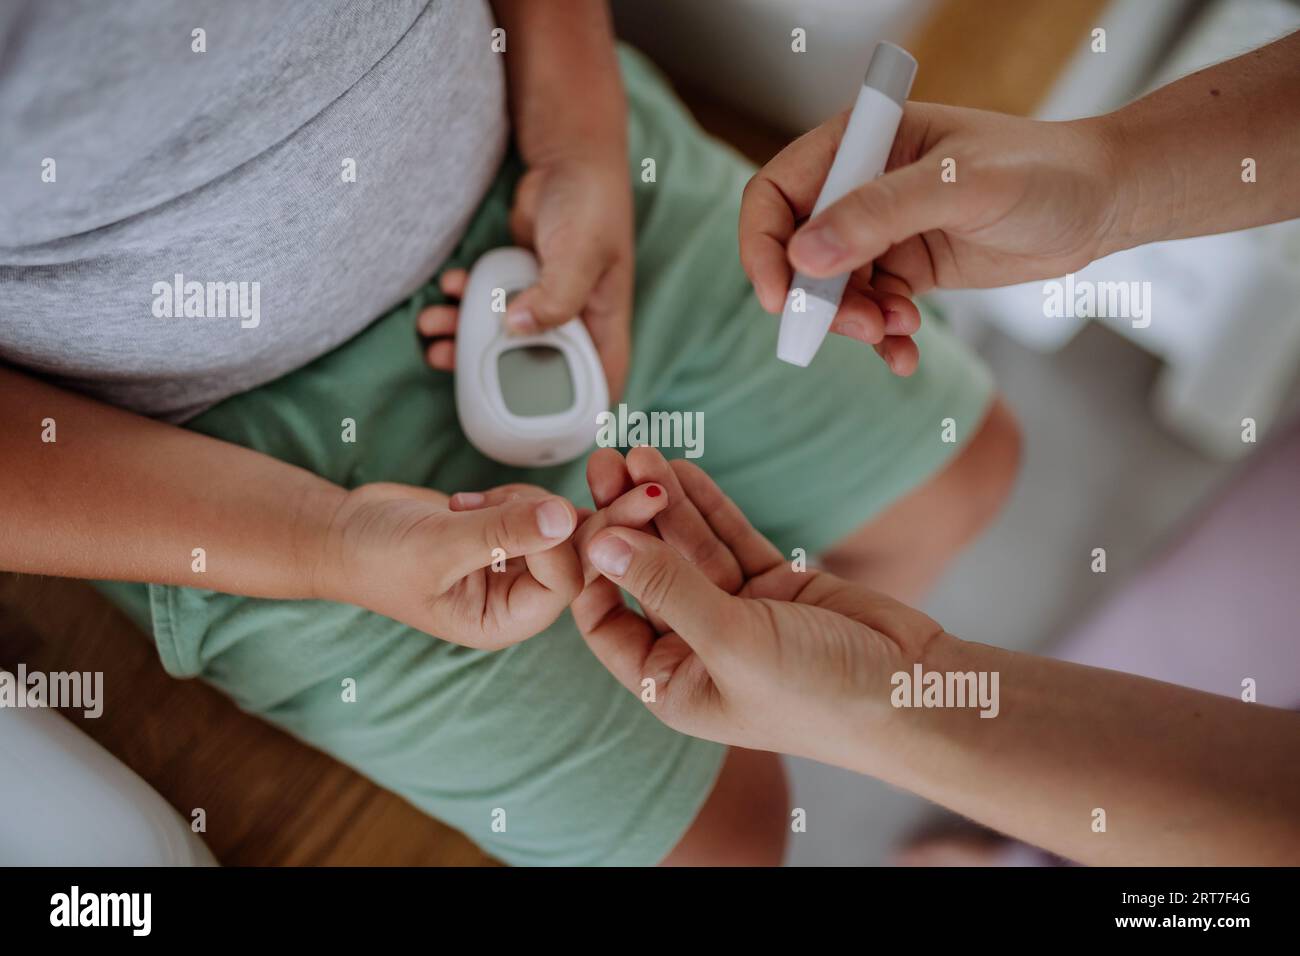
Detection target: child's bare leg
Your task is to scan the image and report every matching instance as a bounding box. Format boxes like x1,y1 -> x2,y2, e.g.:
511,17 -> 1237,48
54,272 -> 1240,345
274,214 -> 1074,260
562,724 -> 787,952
821,398 -> 1022,603
660,747 -> 789,866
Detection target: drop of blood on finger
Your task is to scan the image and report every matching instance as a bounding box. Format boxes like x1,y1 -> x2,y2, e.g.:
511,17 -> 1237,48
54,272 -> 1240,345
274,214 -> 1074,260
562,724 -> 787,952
645,485 -> 662,498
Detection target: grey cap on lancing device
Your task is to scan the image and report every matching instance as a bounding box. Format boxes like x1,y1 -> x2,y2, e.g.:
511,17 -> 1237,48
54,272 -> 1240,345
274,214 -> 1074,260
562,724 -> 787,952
775,41 -> 919,368
864,41 -> 917,104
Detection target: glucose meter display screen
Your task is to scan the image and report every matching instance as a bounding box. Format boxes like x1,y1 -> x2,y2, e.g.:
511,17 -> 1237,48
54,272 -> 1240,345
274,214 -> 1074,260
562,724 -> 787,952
498,346 -> 574,417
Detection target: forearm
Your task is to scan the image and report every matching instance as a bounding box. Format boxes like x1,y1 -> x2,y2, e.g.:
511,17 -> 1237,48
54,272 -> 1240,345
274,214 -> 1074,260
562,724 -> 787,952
489,0 -> 626,164
859,633 -> 1300,865
1096,29 -> 1300,253
0,366 -> 345,599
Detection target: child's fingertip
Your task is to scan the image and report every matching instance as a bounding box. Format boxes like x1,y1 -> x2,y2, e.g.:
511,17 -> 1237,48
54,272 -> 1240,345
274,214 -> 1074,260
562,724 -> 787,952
418,306 -> 459,338
626,444 -> 668,471
439,269 -> 468,296
586,448 -> 631,509
426,340 -> 455,369
599,481 -> 670,530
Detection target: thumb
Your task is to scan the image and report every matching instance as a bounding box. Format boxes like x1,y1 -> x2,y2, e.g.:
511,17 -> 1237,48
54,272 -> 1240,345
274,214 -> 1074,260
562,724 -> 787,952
505,237 -> 609,334
443,495 -> 577,578
788,159 -> 951,278
585,527 -> 737,649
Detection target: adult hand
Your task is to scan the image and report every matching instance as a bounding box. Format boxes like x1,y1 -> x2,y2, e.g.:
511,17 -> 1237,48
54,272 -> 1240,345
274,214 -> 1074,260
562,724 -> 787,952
419,153 -> 635,400
571,450 -> 947,769
740,103 -> 1118,374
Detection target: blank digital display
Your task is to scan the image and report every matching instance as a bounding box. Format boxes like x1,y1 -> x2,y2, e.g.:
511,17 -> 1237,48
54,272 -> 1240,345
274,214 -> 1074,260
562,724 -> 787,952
498,346 -> 574,417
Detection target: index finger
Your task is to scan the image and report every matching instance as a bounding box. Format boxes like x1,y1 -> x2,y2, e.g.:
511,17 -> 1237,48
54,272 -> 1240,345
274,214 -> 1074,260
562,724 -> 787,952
573,481 -> 669,585
739,112 -> 850,313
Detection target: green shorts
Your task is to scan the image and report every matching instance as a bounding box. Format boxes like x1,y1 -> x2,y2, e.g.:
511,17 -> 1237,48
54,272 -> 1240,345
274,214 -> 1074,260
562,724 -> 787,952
98,48 -> 992,865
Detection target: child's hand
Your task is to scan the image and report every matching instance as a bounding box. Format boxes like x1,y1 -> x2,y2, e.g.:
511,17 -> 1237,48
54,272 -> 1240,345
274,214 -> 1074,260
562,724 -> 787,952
341,472 -> 670,650
419,155 -> 634,400
571,449 -> 946,771
313,481 -> 584,651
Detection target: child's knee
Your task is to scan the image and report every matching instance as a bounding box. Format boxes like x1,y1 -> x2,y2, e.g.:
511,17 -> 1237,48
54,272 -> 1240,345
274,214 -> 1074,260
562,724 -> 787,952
820,396 -> 1021,598
660,747 -> 789,866
947,396 -> 1022,540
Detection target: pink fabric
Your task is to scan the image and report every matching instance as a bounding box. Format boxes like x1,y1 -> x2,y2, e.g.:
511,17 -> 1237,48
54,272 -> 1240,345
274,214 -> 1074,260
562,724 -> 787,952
1053,422 -> 1300,708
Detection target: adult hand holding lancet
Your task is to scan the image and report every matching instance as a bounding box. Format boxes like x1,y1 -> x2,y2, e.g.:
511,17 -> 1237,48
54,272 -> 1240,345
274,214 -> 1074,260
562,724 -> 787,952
776,42 -> 917,368
745,44 -> 1131,376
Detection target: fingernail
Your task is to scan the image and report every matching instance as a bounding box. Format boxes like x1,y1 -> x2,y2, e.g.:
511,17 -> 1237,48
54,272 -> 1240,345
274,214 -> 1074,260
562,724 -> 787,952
791,224 -> 846,272
536,499 -> 574,539
506,309 -> 537,335
589,536 -> 632,577
452,491 -> 484,508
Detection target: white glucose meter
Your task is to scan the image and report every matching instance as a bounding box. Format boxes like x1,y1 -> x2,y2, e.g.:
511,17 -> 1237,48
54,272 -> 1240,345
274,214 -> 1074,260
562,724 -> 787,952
454,247 -> 609,467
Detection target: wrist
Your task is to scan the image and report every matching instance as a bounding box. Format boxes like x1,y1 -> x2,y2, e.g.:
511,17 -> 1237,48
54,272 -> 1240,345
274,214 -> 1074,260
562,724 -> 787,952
495,0 -> 627,167
520,114 -> 628,172
1084,108 -> 1178,258
839,629 -> 967,778
296,479 -> 350,603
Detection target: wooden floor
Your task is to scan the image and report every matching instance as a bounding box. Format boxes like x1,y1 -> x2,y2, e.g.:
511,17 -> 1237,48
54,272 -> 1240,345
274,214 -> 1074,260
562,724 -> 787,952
0,0 -> 1103,866
0,574 -> 493,866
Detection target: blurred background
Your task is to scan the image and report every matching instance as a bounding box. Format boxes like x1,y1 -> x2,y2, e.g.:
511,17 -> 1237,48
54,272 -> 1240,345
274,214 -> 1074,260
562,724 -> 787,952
615,0 -> 1300,865
3,0 -> 1298,866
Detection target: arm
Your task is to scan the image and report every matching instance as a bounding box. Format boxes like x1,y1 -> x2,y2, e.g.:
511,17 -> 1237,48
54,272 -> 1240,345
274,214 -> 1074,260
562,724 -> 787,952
1099,28 -> 1300,255
0,365 -> 584,648
490,0 -> 626,170
861,634 -> 1300,866
574,447 -> 1300,865
463,0 -> 633,397
0,365 -> 341,599
740,30 -> 1300,373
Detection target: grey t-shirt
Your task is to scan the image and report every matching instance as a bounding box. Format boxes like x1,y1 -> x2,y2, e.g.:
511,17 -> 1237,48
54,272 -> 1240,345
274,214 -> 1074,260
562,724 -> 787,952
0,0 -> 507,421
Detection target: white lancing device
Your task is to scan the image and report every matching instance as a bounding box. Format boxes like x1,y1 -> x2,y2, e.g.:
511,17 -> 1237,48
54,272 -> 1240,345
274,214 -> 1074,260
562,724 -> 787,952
777,42 -> 918,367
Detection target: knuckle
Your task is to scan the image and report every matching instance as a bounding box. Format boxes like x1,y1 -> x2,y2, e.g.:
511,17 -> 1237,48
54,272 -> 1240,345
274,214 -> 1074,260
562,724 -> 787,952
425,514 -> 466,591
556,570 -> 583,605
481,510 -> 521,556
634,555 -> 678,614
682,532 -> 730,579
